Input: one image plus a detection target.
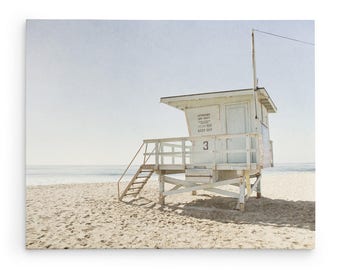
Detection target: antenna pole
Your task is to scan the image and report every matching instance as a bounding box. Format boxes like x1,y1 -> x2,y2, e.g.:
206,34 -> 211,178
252,29 -> 258,119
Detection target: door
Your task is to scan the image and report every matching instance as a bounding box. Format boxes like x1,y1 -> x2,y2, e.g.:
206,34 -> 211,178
225,103 -> 249,163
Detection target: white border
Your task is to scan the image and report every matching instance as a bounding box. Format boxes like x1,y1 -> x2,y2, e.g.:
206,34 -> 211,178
1,1 -> 338,270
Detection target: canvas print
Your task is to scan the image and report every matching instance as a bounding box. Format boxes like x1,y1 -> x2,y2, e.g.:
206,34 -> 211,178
26,20 -> 315,249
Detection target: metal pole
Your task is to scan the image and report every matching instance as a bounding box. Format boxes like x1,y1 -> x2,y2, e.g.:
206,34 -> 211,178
252,29 -> 258,119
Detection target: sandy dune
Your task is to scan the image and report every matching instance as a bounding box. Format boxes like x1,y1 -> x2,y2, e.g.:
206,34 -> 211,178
26,172 -> 315,249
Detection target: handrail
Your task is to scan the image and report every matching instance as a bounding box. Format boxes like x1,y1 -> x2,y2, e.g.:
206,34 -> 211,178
117,142 -> 145,201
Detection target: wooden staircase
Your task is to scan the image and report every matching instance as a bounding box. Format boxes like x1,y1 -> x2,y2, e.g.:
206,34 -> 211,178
119,164 -> 155,201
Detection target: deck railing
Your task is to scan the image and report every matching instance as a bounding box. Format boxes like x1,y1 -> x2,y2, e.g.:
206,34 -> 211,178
143,132 -> 261,169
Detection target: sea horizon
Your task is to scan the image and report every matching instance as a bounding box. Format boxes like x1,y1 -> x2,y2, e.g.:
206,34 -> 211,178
26,162 -> 315,186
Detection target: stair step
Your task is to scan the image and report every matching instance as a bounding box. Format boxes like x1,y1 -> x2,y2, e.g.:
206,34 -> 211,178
141,164 -> 155,169
132,181 -> 147,185
129,187 -> 143,190
125,192 -> 139,196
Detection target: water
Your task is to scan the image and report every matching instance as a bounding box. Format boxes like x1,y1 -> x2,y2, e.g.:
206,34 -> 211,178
262,163 -> 315,174
26,165 -> 140,186
26,163 -> 315,186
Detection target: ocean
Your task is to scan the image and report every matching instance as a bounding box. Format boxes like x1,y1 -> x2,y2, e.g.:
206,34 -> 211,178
26,163 -> 315,186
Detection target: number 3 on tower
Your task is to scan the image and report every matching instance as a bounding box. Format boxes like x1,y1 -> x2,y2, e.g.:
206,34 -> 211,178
203,141 -> 208,150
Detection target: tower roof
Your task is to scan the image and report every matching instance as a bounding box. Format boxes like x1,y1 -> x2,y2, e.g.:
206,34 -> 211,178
160,87 -> 277,113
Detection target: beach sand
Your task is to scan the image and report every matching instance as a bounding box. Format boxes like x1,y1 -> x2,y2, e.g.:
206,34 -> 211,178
26,172 -> 315,249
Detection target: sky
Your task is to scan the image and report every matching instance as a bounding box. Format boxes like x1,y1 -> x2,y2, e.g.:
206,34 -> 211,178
26,20 -> 314,165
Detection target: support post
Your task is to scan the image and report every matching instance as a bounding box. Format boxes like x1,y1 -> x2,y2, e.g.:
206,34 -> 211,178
192,191 -> 197,195
245,170 -> 251,197
239,175 -> 246,212
256,174 -> 262,198
159,172 -> 165,205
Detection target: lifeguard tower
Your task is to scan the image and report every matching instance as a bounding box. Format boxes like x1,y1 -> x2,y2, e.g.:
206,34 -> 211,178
117,30 -> 277,211
117,87 -> 277,211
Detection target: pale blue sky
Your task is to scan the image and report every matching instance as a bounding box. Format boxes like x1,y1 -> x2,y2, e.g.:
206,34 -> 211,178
26,20 -> 314,165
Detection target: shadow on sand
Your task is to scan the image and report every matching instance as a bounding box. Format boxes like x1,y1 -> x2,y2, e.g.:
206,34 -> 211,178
125,195 -> 315,231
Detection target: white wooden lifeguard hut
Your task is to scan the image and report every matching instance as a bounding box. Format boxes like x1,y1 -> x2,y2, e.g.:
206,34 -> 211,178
117,87 -> 277,211
117,30 -> 277,211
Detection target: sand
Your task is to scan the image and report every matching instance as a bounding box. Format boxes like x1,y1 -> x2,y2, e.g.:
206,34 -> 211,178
26,172 -> 315,249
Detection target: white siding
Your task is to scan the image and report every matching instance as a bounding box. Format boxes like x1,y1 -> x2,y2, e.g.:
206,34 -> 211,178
186,105 -> 222,164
